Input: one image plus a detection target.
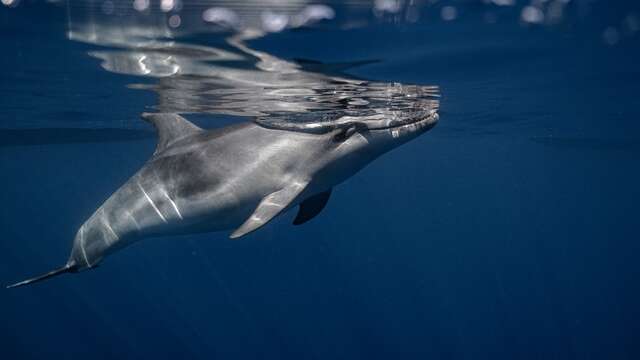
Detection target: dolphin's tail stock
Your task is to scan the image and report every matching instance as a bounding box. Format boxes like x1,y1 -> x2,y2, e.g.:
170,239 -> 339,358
6,262 -> 78,289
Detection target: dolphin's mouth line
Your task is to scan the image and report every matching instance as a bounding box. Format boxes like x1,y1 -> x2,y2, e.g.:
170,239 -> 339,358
255,109 -> 439,134
368,110 -> 439,132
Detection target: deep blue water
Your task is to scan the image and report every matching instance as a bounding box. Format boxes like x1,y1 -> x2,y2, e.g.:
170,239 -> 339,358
2,1 -> 640,359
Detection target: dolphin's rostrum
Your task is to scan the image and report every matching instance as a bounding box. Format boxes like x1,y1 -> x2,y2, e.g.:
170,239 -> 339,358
7,107 -> 439,288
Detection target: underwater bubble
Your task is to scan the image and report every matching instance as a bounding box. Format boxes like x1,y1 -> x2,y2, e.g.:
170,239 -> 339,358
160,0 -> 175,12
521,6 -> 544,24
133,0 -> 149,12
168,14 -> 181,28
441,6 -> 458,22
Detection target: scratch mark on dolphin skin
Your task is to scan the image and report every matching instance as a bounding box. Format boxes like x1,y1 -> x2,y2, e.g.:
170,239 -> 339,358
126,211 -> 141,231
102,217 -> 119,244
162,188 -> 183,220
138,182 -> 167,223
79,226 -> 90,267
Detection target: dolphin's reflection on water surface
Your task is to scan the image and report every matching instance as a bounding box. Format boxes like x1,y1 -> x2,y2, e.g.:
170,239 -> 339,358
86,30 -> 439,124
65,1 -> 439,125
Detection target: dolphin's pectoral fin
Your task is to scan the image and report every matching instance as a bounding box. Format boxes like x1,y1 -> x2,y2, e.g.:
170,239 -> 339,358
230,180 -> 309,239
141,112 -> 203,154
293,189 -> 332,225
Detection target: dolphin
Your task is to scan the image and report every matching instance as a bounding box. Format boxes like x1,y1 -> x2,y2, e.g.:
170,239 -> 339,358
7,108 -> 438,288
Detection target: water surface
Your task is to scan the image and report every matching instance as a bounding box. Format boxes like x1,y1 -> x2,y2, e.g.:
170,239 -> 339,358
1,1 -> 639,359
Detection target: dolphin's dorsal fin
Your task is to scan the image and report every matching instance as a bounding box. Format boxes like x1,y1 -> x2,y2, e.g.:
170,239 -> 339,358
293,189 -> 332,225
230,179 -> 310,239
141,113 -> 202,154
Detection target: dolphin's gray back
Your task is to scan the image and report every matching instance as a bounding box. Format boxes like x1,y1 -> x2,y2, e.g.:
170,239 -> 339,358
101,122 -> 327,239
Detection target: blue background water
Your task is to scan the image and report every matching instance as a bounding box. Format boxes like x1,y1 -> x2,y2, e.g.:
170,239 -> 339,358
2,1 -> 640,359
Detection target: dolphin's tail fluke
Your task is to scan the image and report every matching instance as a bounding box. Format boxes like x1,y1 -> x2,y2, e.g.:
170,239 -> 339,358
6,263 -> 77,289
